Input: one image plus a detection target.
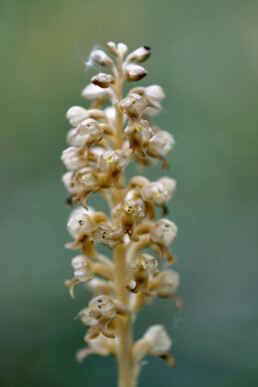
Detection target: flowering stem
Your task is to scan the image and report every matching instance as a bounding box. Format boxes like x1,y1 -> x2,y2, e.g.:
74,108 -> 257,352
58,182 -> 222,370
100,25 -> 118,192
113,55 -> 135,387
114,243 -> 135,387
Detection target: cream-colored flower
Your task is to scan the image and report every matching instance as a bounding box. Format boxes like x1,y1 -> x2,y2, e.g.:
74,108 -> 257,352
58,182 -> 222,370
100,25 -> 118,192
66,206 -> 94,240
143,325 -> 172,356
61,146 -> 87,170
66,106 -> 89,126
130,85 -> 165,114
150,219 -> 177,246
150,270 -> 180,296
71,255 -> 94,282
77,118 -> 103,137
140,182 -> 168,206
97,150 -> 126,172
157,177 -> 176,201
62,171 -> 84,195
81,83 -> 113,101
89,295 -> 117,320
79,307 -> 98,326
76,334 -> 115,363
148,130 -> 175,156
66,106 -> 106,126
67,128 -> 89,147
75,167 -> 100,189
120,93 -> 148,118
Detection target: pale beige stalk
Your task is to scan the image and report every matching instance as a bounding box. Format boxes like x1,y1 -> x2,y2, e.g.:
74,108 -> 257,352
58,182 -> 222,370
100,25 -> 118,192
113,60 -> 135,387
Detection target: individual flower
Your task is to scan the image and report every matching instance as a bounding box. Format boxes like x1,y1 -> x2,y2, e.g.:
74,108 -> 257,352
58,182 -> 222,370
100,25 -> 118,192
140,181 -> 169,219
149,269 -> 182,310
62,171 -> 84,195
76,334 -> 116,363
81,83 -> 113,101
110,200 -> 145,242
61,146 -> 87,170
65,206 -> 110,255
147,130 -> 175,169
73,167 -> 107,209
157,177 -> 176,201
124,118 -> 154,157
150,219 -> 178,262
130,85 -> 165,114
97,150 -> 126,188
66,106 -> 106,126
120,93 -> 148,119
133,325 -> 175,367
85,295 -> 127,341
65,255 -> 113,298
127,254 -> 159,296
76,118 -> 104,155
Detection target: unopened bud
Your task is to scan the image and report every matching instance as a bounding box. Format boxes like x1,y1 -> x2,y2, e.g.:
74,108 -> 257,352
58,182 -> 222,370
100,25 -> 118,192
107,41 -> 117,55
91,73 -> 114,89
117,43 -> 128,58
90,50 -> 113,67
129,46 -> 152,62
126,64 -> 147,81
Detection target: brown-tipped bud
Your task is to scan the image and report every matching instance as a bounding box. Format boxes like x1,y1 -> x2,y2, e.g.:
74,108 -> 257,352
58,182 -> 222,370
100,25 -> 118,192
90,50 -> 113,67
91,73 -> 114,89
126,64 -> 147,81
106,41 -> 117,55
129,46 -> 152,62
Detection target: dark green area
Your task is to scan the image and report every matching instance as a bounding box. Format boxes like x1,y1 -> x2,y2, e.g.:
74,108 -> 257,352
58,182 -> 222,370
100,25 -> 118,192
1,0 -> 258,386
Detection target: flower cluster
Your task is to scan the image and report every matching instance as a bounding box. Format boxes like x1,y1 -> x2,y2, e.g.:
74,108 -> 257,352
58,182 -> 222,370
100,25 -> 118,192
62,42 -> 181,387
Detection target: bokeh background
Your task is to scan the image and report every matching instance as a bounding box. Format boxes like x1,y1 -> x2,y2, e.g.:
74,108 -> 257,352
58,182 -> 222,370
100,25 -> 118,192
1,0 -> 258,386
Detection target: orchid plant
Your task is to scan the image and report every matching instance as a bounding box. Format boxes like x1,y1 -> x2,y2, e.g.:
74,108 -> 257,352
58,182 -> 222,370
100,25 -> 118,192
61,42 -> 182,387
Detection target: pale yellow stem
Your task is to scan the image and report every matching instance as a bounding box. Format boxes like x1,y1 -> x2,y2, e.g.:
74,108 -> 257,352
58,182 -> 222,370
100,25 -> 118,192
114,243 -> 135,387
112,53 -> 136,387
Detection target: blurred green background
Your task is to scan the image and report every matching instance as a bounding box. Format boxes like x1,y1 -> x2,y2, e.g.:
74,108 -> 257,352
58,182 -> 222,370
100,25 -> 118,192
1,0 -> 258,386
